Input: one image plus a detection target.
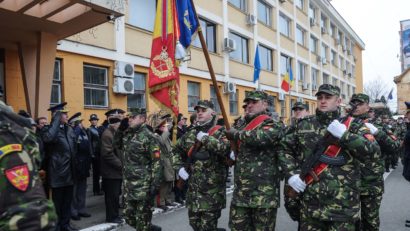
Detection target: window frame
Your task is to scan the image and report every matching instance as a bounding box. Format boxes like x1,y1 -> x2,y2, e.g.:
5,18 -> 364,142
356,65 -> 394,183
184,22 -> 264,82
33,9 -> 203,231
210,85 -> 221,114
229,31 -> 249,64
295,0 -> 304,10
229,90 -> 239,116
259,44 -> 273,71
297,61 -> 306,82
228,0 -> 247,12
279,13 -> 291,37
296,25 -> 305,46
310,35 -> 318,54
83,64 -> 109,108
128,0 -> 156,32
257,0 -> 272,26
280,54 -> 292,76
187,81 -> 201,112
127,72 -> 147,109
50,59 -> 62,105
193,18 -> 217,53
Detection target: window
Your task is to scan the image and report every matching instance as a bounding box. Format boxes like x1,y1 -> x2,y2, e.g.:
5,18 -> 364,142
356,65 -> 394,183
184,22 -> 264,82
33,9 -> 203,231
51,59 -> 62,104
295,0 -> 304,10
127,72 -> 146,109
229,32 -> 249,63
347,85 -> 351,97
84,65 -> 108,107
280,101 -> 286,117
339,56 -> 344,70
309,4 -> 316,20
344,37 -> 350,51
259,45 -> 273,71
210,86 -> 221,113
352,86 -> 356,94
321,43 -> 328,60
320,14 -> 328,31
257,0 -> 271,26
311,68 -> 318,86
351,65 -> 356,78
330,23 -> 336,38
345,60 -> 350,74
188,81 -> 200,112
280,54 -> 292,76
332,77 -> 338,86
229,0 -> 246,11
297,61 -> 306,82
340,82 -> 345,99
279,13 -> 291,37
128,0 -> 156,31
310,36 -> 318,54
229,91 -> 238,115
296,25 -> 305,46
267,95 -> 276,113
331,50 -> 337,66
193,18 -> 216,53
338,31 -> 343,42
323,73 -> 329,84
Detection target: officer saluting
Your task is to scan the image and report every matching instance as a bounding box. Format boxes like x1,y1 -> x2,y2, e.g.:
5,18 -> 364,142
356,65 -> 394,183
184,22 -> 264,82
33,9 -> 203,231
41,102 -> 78,231
0,100 -> 57,230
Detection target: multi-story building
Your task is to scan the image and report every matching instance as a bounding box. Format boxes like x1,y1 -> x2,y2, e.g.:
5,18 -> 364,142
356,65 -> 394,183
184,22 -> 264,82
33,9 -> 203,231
1,0 -> 364,123
394,68 -> 410,114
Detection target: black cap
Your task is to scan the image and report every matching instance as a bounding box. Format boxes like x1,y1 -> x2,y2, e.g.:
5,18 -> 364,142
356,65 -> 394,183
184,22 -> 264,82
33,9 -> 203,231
48,102 -> 68,113
68,112 -> 82,125
18,110 -> 31,118
89,114 -> 99,121
105,108 -> 125,117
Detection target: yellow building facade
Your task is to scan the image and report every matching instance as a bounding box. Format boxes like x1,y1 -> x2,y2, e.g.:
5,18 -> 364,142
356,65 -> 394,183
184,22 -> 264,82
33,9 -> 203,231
1,0 -> 365,123
394,68 -> 410,114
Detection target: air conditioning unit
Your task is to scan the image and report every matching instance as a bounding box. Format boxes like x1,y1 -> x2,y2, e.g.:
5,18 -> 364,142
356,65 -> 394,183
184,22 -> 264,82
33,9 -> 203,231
309,18 -> 315,27
246,13 -> 257,26
223,38 -> 236,52
223,81 -> 236,94
316,56 -> 322,62
321,27 -> 327,34
279,0 -> 286,3
278,92 -> 285,101
114,61 -> 134,78
302,82 -> 309,90
334,38 -> 340,46
322,57 -> 327,65
312,84 -> 318,90
113,77 -> 134,94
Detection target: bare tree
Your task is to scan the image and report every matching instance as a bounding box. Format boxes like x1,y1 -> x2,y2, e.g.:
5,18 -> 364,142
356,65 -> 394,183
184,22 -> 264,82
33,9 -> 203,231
364,78 -> 390,103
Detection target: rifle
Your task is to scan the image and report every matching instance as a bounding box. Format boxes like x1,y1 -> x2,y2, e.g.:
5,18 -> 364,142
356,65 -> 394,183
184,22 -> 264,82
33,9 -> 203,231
286,103 -> 358,199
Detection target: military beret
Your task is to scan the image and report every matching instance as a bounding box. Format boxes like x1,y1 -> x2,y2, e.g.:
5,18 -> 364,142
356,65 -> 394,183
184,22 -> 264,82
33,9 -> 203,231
194,100 -> 214,110
315,84 -> 340,96
350,93 -> 369,104
244,90 -> 268,102
48,102 -> 68,113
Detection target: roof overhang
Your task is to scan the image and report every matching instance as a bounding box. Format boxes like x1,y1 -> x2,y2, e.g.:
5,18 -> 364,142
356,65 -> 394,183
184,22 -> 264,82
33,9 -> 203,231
0,0 -> 123,47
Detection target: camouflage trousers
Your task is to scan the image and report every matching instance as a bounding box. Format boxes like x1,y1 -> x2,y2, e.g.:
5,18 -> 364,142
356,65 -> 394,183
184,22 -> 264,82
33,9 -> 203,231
300,213 -> 355,231
0,199 -> 56,231
188,209 -> 221,231
358,190 -> 383,231
229,205 -> 277,231
123,199 -> 153,231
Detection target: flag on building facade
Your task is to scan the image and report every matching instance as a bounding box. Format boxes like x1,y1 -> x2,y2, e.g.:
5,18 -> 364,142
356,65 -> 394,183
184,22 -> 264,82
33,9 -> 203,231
387,88 -> 394,100
175,0 -> 199,49
148,0 -> 179,116
253,45 -> 261,83
281,67 -> 294,92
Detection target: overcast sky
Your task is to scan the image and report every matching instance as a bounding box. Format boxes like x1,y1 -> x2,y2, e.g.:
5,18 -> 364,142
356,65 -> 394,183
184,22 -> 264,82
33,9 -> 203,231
331,0 -> 410,110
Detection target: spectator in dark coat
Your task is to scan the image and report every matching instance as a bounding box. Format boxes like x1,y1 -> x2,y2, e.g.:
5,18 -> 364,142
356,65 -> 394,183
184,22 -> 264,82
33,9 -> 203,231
87,114 -> 103,196
40,102 -> 78,231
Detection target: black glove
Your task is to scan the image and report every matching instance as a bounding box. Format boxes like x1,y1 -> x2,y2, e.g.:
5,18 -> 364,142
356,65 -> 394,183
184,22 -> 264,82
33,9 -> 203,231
225,128 -> 238,141
118,118 -> 129,131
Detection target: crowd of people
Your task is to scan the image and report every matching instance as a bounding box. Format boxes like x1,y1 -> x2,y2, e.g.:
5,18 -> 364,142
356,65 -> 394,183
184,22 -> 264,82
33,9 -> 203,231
0,83 -> 410,231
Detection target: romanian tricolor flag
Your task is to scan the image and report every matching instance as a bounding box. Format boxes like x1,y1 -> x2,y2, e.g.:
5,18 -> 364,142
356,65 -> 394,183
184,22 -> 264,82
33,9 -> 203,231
148,0 -> 179,116
281,67 -> 294,92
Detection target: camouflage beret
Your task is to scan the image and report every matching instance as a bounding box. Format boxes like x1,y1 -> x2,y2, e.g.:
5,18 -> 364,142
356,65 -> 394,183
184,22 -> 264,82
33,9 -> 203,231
292,102 -> 309,110
315,84 -> 340,96
350,93 -> 369,104
194,100 -> 214,110
244,90 -> 268,102
128,108 -> 147,117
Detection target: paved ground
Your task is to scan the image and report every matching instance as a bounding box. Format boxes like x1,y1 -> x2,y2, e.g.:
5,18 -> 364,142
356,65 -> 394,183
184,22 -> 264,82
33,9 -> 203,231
75,164 -> 410,231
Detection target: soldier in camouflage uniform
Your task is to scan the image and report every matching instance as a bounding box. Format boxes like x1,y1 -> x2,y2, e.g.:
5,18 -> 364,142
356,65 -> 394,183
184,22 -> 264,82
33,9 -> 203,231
225,91 -> 283,231
174,100 -> 230,231
121,108 -> 162,231
348,93 -> 392,231
279,84 -> 379,231
0,100 -> 57,230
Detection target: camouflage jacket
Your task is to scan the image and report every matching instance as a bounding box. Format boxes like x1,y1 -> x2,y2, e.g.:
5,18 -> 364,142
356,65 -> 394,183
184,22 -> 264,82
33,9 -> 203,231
173,118 -> 230,212
278,110 -> 379,221
231,112 -> 283,209
122,124 -> 162,201
0,109 -> 56,230
370,118 -> 400,157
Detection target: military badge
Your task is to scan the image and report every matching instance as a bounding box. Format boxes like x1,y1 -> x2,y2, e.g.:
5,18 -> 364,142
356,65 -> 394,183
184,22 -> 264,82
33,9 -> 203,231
5,164 -> 30,191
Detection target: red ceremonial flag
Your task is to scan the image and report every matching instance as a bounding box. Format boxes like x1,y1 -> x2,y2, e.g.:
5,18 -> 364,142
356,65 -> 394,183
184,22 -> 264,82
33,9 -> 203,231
281,67 -> 294,92
148,0 -> 179,116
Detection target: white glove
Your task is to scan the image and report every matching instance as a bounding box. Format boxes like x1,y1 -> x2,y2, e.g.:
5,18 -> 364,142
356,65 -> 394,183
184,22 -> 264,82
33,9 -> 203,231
229,151 -> 236,161
364,123 -> 378,135
327,120 -> 347,139
288,174 -> 306,193
196,131 -> 209,142
178,168 -> 189,180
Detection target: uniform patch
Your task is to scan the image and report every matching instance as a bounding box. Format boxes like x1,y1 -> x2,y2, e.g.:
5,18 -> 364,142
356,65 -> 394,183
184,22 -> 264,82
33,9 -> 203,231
364,134 -> 375,142
0,144 -> 22,159
5,164 -> 30,191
